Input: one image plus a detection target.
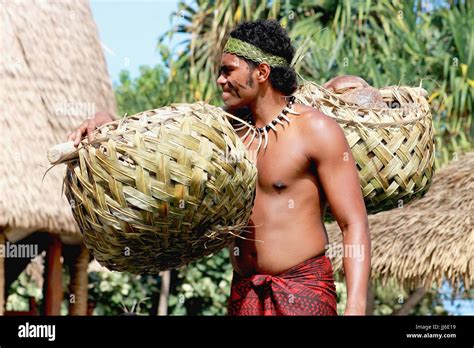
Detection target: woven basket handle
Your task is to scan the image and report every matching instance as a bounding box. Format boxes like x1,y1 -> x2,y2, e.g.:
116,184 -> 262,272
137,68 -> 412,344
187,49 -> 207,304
48,110 -> 256,165
47,141 -> 80,164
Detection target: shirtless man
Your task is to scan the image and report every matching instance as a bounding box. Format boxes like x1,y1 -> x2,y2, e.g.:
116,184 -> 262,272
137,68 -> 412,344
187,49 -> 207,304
69,20 -> 370,316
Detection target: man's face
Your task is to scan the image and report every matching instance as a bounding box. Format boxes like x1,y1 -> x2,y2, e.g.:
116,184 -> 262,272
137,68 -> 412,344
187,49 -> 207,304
217,53 -> 258,110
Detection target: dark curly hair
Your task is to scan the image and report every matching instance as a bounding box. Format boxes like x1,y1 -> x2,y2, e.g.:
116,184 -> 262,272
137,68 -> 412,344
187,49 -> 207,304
229,20 -> 298,95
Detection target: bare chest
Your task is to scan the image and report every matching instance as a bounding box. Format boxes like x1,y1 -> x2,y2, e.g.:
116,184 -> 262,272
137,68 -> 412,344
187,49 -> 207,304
239,124 -> 309,193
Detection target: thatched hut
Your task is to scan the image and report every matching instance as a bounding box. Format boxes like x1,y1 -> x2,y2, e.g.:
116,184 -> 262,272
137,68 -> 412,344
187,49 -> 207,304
326,152 -> 473,311
0,0 -> 116,315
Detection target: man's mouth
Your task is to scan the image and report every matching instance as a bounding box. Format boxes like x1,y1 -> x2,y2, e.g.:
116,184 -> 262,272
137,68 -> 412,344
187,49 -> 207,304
224,83 -> 237,95
222,82 -> 241,99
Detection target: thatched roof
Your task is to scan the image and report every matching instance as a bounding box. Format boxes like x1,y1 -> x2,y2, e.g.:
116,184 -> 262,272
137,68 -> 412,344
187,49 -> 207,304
326,152 -> 473,292
0,1 -> 117,243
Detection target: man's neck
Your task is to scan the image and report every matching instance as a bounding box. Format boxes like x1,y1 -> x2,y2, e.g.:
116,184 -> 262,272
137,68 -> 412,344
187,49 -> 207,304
248,88 -> 289,129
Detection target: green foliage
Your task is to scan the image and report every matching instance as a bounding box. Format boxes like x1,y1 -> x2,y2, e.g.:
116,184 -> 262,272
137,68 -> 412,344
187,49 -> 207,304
114,65 -> 190,117
88,271 -> 160,315
335,279 -> 347,315
169,248 -> 233,315
6,264 -> 161,316
335,275 -> 449,315
157,0 -> 285,104
6,271 -> 42,312
371,279 -> 448,316
7,264 -> 71,315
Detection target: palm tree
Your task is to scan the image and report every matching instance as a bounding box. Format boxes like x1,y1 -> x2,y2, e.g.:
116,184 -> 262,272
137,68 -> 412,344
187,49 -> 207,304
157,0 -> 294,103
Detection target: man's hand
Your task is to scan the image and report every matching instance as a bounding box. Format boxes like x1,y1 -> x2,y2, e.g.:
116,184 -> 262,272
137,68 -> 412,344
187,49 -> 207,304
67,111 -> 115,147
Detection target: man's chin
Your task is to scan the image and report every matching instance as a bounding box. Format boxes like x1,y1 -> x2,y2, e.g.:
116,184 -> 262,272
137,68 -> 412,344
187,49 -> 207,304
222,94 -> 248,112
223,104 -> 234,111
223,101 -> 240,112
223,105 -> 250,118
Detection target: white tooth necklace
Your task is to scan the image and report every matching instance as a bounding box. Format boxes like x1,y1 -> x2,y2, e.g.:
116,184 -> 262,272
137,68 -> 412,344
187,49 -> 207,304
234,95 -> 299,151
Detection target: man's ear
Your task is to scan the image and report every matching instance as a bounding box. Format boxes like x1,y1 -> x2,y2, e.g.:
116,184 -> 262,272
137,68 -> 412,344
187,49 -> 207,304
256,63 -> 271,82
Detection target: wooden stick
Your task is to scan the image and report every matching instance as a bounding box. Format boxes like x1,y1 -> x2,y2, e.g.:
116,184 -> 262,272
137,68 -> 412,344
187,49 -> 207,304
47,141 -> 79,164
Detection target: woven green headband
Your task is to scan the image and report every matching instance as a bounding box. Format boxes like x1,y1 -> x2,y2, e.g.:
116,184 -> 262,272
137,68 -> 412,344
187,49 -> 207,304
223,37 -> 289,68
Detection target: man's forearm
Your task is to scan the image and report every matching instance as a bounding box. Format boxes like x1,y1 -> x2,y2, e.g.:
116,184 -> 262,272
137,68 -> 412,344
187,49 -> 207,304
342,223 -> 371,314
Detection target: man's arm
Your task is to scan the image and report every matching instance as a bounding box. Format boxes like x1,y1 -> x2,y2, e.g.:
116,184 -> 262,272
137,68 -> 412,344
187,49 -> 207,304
303,111 -> 371,315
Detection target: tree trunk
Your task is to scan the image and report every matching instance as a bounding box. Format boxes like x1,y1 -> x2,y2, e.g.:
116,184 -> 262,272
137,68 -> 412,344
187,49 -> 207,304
393,287 -> 426,315
158,270 -> 170,315
68,244 -> 90,315
42,234 -> 63,315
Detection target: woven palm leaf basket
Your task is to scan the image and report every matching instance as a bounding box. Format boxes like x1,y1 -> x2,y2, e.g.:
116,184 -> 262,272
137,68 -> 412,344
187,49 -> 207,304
293,81 -> 436,214
58,102 -> 257,273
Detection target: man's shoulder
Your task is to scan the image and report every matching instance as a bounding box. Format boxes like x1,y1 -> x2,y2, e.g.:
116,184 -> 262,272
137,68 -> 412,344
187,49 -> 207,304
295,104 -> 341,137
294,104 -> 348,159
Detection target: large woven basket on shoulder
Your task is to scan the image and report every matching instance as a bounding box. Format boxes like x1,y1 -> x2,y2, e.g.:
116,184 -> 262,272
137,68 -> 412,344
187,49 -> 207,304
62,102 -> 257,273
294,81 -> 436,214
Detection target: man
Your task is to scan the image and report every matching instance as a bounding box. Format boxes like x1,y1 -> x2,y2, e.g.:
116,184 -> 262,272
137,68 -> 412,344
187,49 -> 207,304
69,20 -> 370,316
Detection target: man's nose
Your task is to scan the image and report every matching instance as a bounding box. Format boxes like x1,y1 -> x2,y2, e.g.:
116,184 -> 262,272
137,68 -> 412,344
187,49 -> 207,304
216,74 -> 226,85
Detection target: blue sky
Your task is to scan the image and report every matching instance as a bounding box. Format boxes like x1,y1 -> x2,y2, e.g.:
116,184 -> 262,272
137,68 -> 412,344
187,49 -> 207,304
90,0 -> 182,85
